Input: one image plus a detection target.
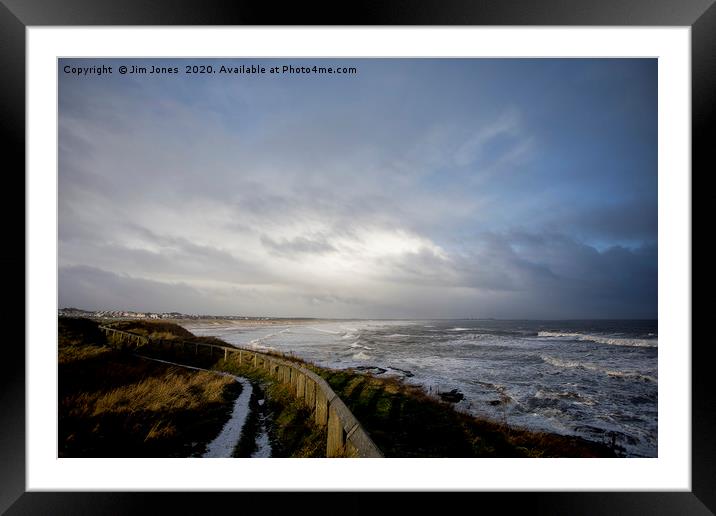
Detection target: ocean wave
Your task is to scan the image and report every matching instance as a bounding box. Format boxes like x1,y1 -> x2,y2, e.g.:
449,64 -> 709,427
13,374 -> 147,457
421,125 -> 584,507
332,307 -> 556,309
541,355 -> 590,370
541,355 -> 656,383
606,371 -> 657,383
352,351 -> 371,360
448,327 -> 472,332
535,388 -> 596,405
246,328 -> 290,347
537,331 -> 657,348
349,342 -> 373,350
340,327 -> 359,339
308,327 -> 342,335
247,342 -> 276,352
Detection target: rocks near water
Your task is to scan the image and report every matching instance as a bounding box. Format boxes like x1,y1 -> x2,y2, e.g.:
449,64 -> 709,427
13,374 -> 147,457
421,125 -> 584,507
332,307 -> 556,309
354,365 -> 415,378
355,366 -> 387,375
438,389 -> 465,403
388,366 -> 414,378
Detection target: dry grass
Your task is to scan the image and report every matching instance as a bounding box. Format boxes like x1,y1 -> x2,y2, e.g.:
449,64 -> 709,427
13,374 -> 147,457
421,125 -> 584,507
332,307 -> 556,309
58,317 -> 240,457
107,320 -> 194,339
65,368 -> 233,418
59,343 -> 111,364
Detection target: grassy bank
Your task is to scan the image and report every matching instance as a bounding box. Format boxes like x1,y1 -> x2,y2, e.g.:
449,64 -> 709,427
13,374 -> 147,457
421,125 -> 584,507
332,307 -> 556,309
220,361 -> 326,458
60,317 -> 326,457
109,319 -> 328,457
59,317 -> 239,457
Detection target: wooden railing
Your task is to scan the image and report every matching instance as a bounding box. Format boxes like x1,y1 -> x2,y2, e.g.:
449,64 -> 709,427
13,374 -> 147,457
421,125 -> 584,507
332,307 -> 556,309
99,326 -> 383,458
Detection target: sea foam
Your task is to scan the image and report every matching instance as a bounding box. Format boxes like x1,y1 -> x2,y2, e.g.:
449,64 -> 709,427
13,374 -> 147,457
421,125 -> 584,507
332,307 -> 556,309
538,331 -> 657,348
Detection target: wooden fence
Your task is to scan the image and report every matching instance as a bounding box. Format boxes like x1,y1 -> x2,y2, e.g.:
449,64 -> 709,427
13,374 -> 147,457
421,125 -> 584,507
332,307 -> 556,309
99,326 -> 383,458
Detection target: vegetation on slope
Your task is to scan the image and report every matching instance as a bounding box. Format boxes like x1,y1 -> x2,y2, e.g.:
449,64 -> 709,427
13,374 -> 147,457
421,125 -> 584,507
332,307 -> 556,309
60,317 -> 326,457
59,317 -> 239,457
220,361 -> 326,458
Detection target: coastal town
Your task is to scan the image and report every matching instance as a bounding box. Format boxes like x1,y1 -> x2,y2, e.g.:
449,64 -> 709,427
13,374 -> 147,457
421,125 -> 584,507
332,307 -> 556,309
57,307 -> 281,321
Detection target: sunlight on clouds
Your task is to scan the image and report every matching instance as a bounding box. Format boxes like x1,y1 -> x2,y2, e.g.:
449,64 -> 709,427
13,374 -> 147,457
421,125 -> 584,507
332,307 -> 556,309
275,227 -> 449,282
349,228 -> 446,260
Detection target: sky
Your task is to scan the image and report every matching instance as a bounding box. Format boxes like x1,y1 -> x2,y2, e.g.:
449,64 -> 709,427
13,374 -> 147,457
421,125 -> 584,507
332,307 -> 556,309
58,58 -> 657,319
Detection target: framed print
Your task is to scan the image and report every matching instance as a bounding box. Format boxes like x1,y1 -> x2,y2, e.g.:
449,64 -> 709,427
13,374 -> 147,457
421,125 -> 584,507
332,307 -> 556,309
3,0 -> 710,514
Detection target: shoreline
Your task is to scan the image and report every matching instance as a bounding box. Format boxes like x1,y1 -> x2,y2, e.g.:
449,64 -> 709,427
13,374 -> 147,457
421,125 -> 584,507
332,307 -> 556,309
154,319 -> 620,457
179,318 -> 653,457
61,316 -> 636,457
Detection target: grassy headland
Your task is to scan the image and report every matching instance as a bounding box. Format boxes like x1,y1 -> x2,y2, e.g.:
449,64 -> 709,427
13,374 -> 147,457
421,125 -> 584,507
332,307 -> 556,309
59,317 -> 240,457
59,317 -> 326,457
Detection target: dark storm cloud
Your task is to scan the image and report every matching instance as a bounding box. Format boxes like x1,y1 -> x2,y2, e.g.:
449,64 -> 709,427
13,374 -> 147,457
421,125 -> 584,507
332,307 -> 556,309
573,198 -> 658,244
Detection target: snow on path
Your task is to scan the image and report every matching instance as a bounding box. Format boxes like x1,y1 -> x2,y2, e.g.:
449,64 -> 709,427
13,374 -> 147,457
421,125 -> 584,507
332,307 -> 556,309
202,376 -> 252,458
135,355 -> 255,458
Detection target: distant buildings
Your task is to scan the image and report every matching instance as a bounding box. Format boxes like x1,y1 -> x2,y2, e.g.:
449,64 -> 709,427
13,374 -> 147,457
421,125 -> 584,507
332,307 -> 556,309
57,307 -> 273,321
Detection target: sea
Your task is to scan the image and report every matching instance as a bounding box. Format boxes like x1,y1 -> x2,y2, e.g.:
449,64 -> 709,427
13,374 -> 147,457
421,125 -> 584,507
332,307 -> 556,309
184,319 -> 657,457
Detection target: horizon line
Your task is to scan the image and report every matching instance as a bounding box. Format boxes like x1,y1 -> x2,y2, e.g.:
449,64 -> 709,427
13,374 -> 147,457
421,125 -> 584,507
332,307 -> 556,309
58,307 -> 657,322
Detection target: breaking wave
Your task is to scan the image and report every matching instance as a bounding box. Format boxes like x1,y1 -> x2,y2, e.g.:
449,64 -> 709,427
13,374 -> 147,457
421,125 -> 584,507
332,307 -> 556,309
538,331 -> 657,348
541,354 -> 656,383
349,342 -> 373,350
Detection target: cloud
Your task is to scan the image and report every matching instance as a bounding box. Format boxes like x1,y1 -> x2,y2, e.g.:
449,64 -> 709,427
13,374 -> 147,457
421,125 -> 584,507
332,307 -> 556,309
58,58 -> 657,318
58,226 -> 656,319
260,234 -> 337,256
59,265 -> 206,314
453,109 -> 532,169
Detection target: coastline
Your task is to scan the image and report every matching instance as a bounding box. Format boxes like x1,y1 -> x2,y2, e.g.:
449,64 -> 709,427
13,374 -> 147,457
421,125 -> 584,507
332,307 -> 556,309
100,317 -> 619,457
180,317 -> 655,457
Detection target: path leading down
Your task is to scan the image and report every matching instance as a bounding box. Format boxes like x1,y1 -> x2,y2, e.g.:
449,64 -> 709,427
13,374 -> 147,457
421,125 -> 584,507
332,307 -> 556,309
136,355 -> 270,458
202,376 -> 253,458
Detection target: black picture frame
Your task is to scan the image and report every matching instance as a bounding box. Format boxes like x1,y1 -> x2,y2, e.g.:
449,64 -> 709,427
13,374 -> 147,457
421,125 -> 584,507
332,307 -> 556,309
2,1 -> 709,514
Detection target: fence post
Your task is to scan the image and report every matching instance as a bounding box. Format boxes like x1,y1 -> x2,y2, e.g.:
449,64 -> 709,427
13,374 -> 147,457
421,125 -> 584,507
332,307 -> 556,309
326,404 -> 345,458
